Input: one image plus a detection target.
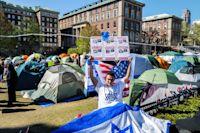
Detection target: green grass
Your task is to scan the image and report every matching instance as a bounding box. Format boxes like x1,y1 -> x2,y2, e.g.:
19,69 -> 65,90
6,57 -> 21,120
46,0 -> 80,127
0,82 -> 97,132
155,96 -> 200,124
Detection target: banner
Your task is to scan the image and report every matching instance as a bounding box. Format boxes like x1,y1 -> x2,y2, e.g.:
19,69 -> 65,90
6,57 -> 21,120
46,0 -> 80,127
90,36 -> 130,61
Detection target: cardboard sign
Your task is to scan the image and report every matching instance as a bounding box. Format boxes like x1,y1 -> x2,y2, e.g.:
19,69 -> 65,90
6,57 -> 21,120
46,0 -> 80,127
90,36 -> 130,61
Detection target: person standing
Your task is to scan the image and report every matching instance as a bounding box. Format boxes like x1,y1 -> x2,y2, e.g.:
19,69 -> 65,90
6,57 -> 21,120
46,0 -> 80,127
6,63 -> 18,106
89,56 -> 132,109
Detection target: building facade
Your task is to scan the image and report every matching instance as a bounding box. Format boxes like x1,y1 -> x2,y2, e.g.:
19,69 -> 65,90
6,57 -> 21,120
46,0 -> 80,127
182,8 -> 191,25
35,7 -> 59,53
59,0 -> 145,52
0,0 -> 59,54
143,14 -> 182,46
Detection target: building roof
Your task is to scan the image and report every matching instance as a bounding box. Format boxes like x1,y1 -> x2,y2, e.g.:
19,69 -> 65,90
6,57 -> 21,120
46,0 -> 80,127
0,0 -> 34,12
143,14 -> 182,22
35,7 -> 59,14
60,0 -> 145,20
0,0 -> 59,13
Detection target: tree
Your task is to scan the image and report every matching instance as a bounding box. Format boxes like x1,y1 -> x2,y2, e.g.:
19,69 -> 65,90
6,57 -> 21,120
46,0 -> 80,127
189,23 -> 200,45
0,12 -> 17,53
181,21 -> 190,38
76,24 -> 101,54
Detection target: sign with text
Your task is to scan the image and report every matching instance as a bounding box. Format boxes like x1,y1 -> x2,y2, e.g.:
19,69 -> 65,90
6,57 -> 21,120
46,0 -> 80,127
90,36 -> 130,61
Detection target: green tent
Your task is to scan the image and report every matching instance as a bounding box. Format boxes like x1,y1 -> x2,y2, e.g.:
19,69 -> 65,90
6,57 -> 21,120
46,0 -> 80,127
159,51 -> 183,56
123,79 -> 146,106
62,62 -> 84,75
183,56 -> 199,65
138,68 -> 182,85
31,64 -> 85,103
143,55 -> 161,68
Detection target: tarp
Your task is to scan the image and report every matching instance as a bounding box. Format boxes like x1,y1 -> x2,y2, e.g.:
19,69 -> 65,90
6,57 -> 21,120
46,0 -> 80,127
155,56 -> 169,69
143,55 -> 161,68
53,103 -> 171,133
31,64 -> 85,103
168,60 -> 193,73
159,51 -> 183,64
59,53 -> 69,58
16,61 -> 46,91
183,56 -> 199,65
12,56 -> 25,66
138,68 -> 182,85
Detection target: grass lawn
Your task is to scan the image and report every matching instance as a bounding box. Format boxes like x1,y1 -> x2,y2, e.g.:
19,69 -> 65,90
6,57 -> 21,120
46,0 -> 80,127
0,82 -> 97,133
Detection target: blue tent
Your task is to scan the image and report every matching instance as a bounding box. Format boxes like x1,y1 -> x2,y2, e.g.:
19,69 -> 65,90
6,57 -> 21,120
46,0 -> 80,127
130,53 -> 154,79
16,61 -> 46,91
168,60 -> 193,73
53,103 -> 171,133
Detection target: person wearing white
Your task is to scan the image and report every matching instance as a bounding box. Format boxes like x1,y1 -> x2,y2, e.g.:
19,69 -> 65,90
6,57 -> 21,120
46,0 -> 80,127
89,56 -> 131,109
80,52 -> 86,68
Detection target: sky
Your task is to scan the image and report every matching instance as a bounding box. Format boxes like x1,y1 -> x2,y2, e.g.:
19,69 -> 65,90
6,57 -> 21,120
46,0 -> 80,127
3,0 -> 200,22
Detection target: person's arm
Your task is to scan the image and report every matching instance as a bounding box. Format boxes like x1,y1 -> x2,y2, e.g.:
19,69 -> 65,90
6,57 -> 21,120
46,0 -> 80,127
124,58 -> 132,83
89,56 -> 98,86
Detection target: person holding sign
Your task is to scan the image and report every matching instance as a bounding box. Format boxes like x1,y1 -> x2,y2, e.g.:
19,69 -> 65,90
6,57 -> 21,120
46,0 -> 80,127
89,56 -> 132,109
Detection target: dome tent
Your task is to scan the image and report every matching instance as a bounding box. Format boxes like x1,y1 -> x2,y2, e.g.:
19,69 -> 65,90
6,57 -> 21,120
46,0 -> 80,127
31,64 -> 85,103
16,61 -> 46,91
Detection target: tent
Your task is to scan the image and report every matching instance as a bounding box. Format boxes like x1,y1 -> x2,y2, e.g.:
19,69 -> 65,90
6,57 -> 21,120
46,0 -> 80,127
12,56 -> 25,66
182,56 -> 199,65
21,55 -> 29,61
155,56 -> 169,69
61,56 -> 73,64
16,61 -> 46,91
175,66 -> 200,88
168,60 -> 193,73
143,55 -> 161,68
183,52 -> 196,56
138,68 -> 182,85
62,62 -> 84,75
159,51 -> 183,64
123,79 -> 147,106
53,103 -> 171,133
31,64 -> 85,103
130,53 -> 154,79
59,53 -> 69,58
26,53 -> 44,62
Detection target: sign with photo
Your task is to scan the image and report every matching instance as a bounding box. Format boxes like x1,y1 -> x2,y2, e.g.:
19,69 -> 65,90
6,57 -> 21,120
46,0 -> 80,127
90,36 -> 130,61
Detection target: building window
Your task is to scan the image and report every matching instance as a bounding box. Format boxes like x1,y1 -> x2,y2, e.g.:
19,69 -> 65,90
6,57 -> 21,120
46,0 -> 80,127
125,7 -> 129,18
113,9 -> 117,17
136,23 -> 140,31
114,2 -> 118,8
107,11 -> 110,19
107,5 -> 110,10
101,24 -> 104,29
46,18 -> 49,22
124,21 -> 128,29
113,21 -> 117,27
124,30 -> 129,36
101,12 -> 104,20
131,6 -> 134,19
18,16 -> 21,20
107,22 -> 110,28
12,15 -> 15,19
18,21 -> 21,26
7,14 -> 11,18
131,22 -> 134,30
96,14 -> 98,21
101,7 -> 104,11
136,7 -> 140,20
113,31 -> 117,36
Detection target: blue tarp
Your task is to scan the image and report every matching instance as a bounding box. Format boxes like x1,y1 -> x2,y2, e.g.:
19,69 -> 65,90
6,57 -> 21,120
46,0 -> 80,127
16,61 -> 47,91
168,60 -> 193,73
